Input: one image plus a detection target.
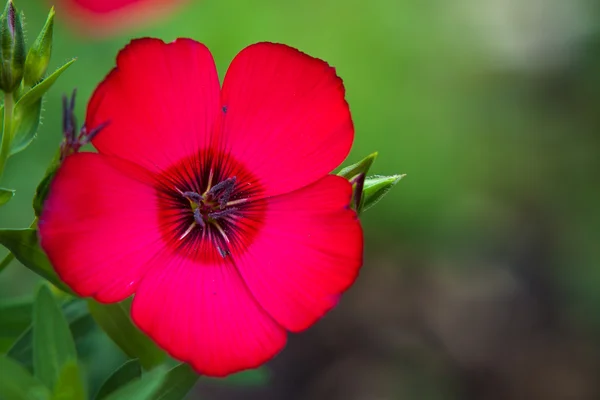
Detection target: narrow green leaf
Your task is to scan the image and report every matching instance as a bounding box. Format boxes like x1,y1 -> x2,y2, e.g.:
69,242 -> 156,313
337,152 -> 378,179
103,367 -> 168,400
0,229 -> 73,294
95,360 -> 141,400
10,59 -> 75,155
8,299 -> 92,369
88,300 -> 165,371
360,174 -> 405,212
51,361 -> 85,400
14,59 -> 75,111
0,187 -> 15,206
0,356 -> 51,400
206,367 -> 270,387
150,363 -> 199,400
33,285 -> 77,390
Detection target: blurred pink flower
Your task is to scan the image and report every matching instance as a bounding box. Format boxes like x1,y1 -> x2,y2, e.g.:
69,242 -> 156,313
53,0 -> 189,37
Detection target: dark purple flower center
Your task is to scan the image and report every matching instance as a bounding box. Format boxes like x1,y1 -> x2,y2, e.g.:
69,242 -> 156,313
155,150 -> 266,263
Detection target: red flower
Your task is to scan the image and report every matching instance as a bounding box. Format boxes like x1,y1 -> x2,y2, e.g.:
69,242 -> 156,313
53,0 -> 188,37
39,38 -> 363,376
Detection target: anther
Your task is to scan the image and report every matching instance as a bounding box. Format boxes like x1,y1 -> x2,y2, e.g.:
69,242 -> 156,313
208,176 -> 236,198
193,208 -> 205,228
182,191 -> 203,203
207,207 -> 238,220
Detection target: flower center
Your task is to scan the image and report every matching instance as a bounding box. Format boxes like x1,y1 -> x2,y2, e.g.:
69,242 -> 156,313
178,176 -> 241,255
155,150 -> 266,263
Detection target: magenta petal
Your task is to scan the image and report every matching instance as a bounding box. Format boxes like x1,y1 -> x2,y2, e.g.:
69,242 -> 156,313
39,153 -> 164,303
220,43 -> 354,197
235,175 -> 363,332
87,38 -> 221,172
131,252 -> 287,377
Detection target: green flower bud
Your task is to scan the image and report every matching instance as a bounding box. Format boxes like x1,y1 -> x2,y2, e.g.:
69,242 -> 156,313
360,174 -> 405,213
23,7 -> 54,87
0,0 -> 25,93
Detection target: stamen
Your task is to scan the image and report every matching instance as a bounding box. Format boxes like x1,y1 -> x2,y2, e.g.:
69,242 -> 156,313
179,222 -> 195,240
213,221 -> 231,244
205,169 -> 214,193
225,198 -> 248,207
212,221 -> 231,258
208,176 -> 237,207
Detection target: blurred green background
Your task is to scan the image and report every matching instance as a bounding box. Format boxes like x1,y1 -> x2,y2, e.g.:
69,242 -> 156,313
2,0 -> 600,398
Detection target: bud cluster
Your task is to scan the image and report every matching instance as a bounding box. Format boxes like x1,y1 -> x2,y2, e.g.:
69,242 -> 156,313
337,152 -> 405,214
0,0 -> 74,200
0,0 -> 54,94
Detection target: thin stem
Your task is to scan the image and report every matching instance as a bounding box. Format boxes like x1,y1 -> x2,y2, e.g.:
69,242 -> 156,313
0,92 -> 15,181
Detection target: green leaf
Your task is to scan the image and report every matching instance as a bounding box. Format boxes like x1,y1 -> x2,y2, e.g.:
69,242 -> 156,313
95,360 -> 141,400
8,299 -> 94,370
360,174 -> 405,212
0,296 -> 31,340
0,229 -> 73,294
51,362 -> 85,400
149,363 -> 199,400
337,152 -> 378,179
0,356 -> 51,400
9,99 -> 41,156
88,300 -> 165,371
103,367 -> 168,400
0,295 -> 25,350
33,285 -> 77,390
14,59 -> 75,111
0,187 -> 14,206
0,252 -> 15,274
206,367 -> 270,387
10,59 -> 75,155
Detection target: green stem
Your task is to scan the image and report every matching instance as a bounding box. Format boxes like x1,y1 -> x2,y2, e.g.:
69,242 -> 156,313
0,92 -> 14,181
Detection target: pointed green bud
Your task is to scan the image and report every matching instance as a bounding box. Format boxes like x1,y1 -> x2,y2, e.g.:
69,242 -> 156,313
23,7 -> 54,87
360,174 -> 405,213
0,0 -> 25,93
337,151 -> 378,179
0,186 -> 14,206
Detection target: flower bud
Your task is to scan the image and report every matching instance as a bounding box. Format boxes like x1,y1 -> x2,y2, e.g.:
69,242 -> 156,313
360,174 -> 405,212
0,0 -> 25,93
23,7 -> 54,87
